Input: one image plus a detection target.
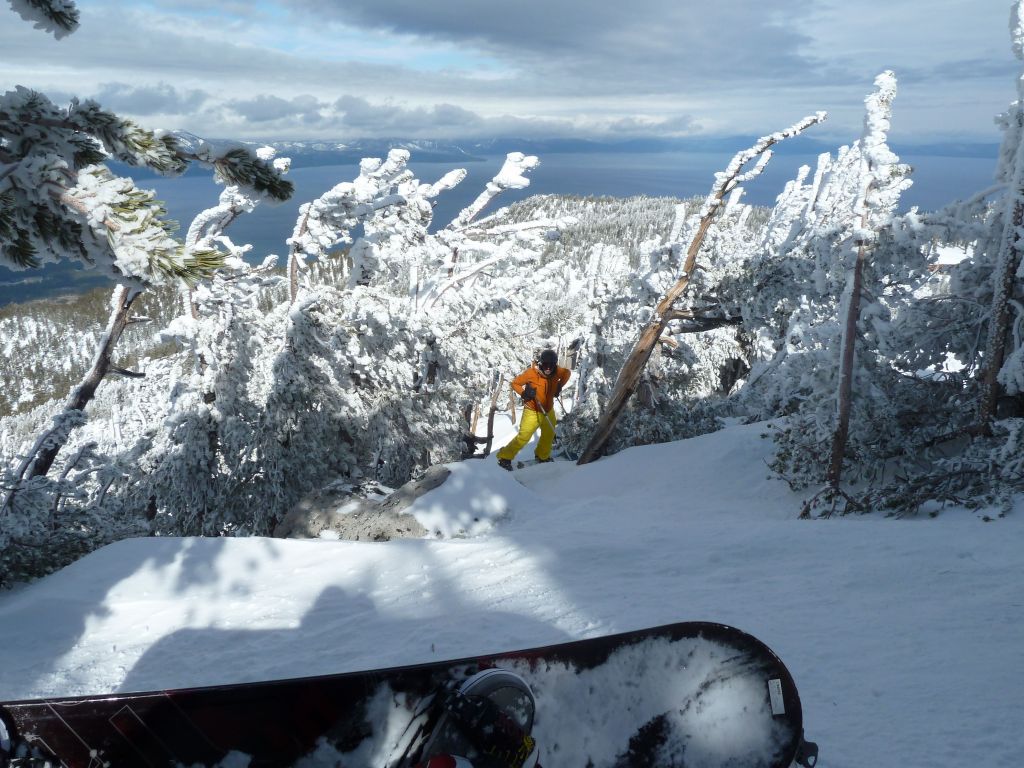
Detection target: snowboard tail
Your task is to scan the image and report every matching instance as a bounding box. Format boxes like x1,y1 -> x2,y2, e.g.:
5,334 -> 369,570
1,621 -> 818,768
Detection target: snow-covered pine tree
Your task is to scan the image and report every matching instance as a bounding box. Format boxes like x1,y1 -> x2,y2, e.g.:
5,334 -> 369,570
977,0 -> 1024,429
1,3 -> 292,578
140,158 -> 292,535
735,74 -> 919,510
858,1 -> 1024,515
113,151 -> 569,537
825,72 -> 911,493
1,8 -> 292,486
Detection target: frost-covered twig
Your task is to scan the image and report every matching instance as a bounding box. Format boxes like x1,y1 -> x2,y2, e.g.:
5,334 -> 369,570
412,154 -> 550,314
424,243 -> 515,311
421,218 -> 562,311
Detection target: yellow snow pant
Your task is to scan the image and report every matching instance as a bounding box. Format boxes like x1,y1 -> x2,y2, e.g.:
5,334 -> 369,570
497,407 -> 558,462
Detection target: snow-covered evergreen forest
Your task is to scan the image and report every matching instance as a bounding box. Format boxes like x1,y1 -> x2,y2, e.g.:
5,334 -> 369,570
3,1 -> 1024,587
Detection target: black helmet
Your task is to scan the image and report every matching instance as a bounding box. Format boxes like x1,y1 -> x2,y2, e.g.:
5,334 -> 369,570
538,349 -> 557,373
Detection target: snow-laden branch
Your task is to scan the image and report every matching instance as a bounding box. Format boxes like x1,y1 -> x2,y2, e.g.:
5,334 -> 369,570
59,165 -> 222,288
285,148 -> 412,301
447,152 -> 539,230
0,88 -> 292,287
186,148 -> 289,259
287,150 -> 412,263
185,186 -> 258,255
423,242 -> 515,310
7,0 -> 79,39
697,112 -> 826,221
1012,0 -> 1024,62
400,152 -> 551,313
418,215 -> 565,314
425,169 -> 468,198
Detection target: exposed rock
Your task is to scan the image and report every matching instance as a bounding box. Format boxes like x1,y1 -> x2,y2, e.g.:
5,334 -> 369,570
379,465 -> 452,514
273,466 -> 451,541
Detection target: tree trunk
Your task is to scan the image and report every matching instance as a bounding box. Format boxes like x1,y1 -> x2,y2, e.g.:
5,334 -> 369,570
26,284 -> 140,479
826,244 -> 867,488
289,251 -> 300,304
483,374 -> 504,456
576,113 -> 825,465
977,199 -> 1024,432
575,203 -> 723,464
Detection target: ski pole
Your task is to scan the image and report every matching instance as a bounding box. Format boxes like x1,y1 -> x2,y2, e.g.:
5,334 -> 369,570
533,398 -> 558,435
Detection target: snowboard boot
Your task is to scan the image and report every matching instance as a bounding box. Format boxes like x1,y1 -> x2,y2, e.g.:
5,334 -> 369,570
412,668 -> 539,768
533,457 -> 553,464
497,458 -> 513,471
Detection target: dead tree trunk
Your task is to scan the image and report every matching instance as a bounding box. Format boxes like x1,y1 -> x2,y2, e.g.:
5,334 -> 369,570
483,373 -> 505,456
26,284 -> 143,479
826,243 -> 867,488
576,113 -> 827,465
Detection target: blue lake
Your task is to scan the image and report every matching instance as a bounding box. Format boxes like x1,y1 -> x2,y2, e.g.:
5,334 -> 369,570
0,149 -> 999,306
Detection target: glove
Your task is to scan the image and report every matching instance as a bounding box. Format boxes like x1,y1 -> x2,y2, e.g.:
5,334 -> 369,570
554,384 -> 563,397
520,383 -> 536,403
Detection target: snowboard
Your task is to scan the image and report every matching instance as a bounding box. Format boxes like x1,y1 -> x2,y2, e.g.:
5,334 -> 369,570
514,459 -> 557,469
514,451 -> 566,469
0,621 -> 818,768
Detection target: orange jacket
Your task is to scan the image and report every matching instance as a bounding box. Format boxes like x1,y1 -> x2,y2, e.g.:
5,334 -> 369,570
511,364 -> 571,413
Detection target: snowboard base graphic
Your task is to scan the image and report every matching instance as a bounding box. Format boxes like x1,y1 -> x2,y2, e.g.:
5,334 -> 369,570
1,621 -> 818,767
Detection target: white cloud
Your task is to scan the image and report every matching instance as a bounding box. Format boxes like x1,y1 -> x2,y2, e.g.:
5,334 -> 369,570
334,96 -> 483,132
0,0 -> 1017,143
229,94 -> 325,124
93,82 -> 208,116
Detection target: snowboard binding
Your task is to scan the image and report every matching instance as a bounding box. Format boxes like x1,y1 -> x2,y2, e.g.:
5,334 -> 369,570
394,668 -> 539,768
0,712 -> 55,768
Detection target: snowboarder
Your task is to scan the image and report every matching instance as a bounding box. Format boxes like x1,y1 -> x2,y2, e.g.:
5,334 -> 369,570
496,349 -> 570,470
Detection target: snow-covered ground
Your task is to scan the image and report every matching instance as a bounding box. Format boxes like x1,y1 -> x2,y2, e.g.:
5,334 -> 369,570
1,420 -> 1021,768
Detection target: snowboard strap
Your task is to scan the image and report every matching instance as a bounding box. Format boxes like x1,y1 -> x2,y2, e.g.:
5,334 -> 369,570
794,734 -> 819,767
439,688 -> 536,768
389,692 -> 443,768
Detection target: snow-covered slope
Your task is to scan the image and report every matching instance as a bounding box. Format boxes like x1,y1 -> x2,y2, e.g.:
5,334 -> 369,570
1,421 -> 1020,767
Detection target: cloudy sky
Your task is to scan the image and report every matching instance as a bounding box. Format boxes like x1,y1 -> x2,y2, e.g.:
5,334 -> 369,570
2,0 -> 1019,145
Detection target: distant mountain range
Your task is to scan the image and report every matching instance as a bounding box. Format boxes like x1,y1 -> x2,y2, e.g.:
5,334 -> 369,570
170,134 -> 486,166
166,132 -> 1000,170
